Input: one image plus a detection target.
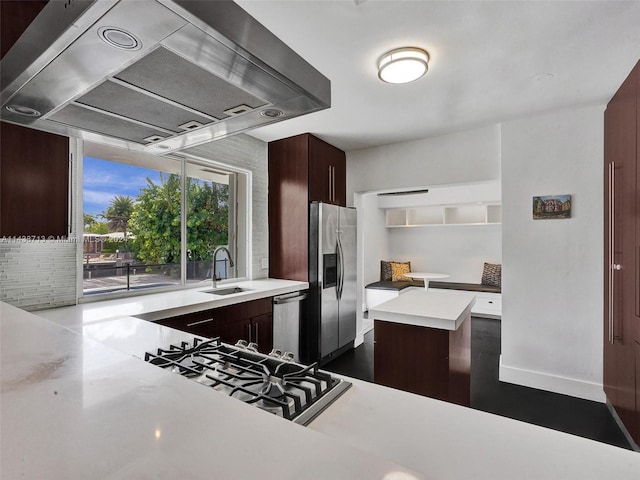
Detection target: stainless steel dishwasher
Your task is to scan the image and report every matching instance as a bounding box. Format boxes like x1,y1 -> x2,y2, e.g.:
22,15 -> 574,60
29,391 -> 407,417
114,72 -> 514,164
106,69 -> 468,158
272,291 -> 308,362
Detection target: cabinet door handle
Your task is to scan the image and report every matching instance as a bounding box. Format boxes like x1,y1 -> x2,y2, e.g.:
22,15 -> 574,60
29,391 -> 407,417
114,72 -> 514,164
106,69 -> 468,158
328,165 -> 333,202
332,165 -> 336,202
255,322 -> 259,342
187,317 -> 214,327
608,161 -> 616,344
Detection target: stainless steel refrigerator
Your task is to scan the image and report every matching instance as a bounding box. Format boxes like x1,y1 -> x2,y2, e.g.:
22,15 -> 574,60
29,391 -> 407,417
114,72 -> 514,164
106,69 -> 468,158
304,202 -> 357,365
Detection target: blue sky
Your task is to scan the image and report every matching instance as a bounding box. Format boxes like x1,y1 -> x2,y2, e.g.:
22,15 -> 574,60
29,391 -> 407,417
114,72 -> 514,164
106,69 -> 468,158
83,156 -> 163,217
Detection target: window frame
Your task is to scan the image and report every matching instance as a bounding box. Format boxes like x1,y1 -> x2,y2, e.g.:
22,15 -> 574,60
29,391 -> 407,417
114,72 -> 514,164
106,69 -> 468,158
76,143 -> 252,303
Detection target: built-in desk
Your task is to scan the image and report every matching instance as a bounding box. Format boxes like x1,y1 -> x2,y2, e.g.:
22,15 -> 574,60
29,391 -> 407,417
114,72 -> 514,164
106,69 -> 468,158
369,290 -> 475,406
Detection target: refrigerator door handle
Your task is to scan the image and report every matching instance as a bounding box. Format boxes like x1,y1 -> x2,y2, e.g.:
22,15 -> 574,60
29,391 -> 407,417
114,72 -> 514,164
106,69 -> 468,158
336,232 -> 345,300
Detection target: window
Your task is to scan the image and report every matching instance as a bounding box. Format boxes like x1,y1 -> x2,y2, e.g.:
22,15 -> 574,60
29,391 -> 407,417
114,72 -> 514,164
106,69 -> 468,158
81,144 -> 245,297
185,162 -> 235,284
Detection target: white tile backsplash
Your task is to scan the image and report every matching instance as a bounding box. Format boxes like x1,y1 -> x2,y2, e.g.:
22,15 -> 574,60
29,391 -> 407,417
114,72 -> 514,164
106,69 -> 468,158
0,239 -> 77,310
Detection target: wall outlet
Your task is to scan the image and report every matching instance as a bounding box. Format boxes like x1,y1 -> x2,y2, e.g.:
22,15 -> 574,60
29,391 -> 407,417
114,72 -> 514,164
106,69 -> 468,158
261,258 -> 269,269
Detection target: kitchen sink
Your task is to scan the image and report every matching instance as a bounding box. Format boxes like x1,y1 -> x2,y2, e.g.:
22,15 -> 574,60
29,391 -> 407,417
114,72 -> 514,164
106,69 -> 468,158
202,287 -> 252,296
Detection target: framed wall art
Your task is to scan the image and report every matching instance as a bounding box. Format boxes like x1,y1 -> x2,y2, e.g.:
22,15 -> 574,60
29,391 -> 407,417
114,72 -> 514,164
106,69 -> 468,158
532,194 -> 572,220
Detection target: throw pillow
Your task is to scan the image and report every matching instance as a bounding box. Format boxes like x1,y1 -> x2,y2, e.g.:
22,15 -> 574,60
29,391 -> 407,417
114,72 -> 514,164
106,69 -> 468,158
380,260 -> 393,281
390,261 -> 411,281
481,262 -> 501,287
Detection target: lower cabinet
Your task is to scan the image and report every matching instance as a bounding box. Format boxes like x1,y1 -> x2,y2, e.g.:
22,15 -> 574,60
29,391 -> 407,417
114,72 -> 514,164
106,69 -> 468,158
155,297 -> 273,354
251,313 -> 273,353
373,318 -> 471,407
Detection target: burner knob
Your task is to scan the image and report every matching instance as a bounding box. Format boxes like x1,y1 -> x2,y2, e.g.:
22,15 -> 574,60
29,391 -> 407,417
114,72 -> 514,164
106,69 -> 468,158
269,348 -> 283,358
282,352 -> 295,362
247,342 -> 258,352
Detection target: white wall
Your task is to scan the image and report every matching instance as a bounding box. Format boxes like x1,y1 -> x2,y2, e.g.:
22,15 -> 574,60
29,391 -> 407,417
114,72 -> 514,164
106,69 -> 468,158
354,192 -> 389,341
500,105 -> 605,402
388,225 -> 502,283
347,125 -> 502,343
347,124 -> 501,195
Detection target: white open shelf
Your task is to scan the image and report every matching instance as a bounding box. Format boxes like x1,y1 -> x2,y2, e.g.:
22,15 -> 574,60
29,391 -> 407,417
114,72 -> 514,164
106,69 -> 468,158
380,180 -> 502,228
386,204 -> 502,227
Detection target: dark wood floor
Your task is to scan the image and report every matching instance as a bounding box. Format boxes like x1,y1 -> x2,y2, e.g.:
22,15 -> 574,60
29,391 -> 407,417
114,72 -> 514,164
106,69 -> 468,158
323,316 -> 633,450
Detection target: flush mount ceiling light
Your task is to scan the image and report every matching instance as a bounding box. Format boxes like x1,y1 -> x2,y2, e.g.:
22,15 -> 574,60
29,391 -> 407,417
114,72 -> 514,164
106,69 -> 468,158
378,47 -> 429,84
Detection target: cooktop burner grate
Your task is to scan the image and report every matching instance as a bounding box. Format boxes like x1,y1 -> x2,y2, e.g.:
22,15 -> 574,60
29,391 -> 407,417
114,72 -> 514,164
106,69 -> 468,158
145,337 -> 350,425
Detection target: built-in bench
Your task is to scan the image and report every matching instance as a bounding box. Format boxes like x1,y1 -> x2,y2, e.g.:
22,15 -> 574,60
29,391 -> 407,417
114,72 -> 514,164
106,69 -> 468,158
365,280 -> 501,319
429,281 -> 500,294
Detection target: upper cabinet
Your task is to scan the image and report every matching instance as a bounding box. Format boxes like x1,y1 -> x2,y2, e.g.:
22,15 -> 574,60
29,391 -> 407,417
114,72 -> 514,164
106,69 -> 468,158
307,134 -> 346,206
1,1 -> 70,238
0,1 -> 47,58
268,133 -> 346,281
0,122 -> 70,238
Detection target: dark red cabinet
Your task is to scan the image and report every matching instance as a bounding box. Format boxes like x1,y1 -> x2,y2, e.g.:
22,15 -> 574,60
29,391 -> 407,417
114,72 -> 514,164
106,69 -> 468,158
603,59 -> 640,446
154,297 -> 273,354
373,318 -> 471,407
1,2 -> 70,239
1,1 -> 48,59
268,133 -> 346,281
1,122 -> 70,238
307,134 -> 346,206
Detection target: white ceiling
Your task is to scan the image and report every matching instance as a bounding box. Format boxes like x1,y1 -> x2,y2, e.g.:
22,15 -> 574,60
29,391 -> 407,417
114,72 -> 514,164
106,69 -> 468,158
236,0 -> 640,152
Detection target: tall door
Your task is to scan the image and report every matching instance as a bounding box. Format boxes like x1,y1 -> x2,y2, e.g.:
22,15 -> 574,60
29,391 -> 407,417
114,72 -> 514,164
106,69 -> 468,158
319,203 -> 340,358
636,62 -> 640,346
604,60 -> 638,442
337,207 -> 357,349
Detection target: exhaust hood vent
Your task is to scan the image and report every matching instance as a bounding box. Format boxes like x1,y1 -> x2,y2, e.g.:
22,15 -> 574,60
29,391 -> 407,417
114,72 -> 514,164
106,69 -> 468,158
0,0 -> 330,154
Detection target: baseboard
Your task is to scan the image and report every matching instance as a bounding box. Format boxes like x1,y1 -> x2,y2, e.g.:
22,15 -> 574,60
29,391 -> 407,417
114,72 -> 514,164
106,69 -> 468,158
354,320 -> 374,348
499,355 -> 606,403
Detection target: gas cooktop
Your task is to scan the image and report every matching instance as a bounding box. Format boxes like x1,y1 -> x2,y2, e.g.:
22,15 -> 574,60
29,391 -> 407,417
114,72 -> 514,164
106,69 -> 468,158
144,337 -> 351,425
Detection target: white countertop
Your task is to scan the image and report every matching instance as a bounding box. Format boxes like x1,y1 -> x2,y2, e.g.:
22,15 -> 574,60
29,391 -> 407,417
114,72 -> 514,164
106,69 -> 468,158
309,377 -> 640,480
370,289 -> 476,330
1,302 -> 421,480
36,278 -> 308,359
38,278 -> 308,331
4,284 -> 640,479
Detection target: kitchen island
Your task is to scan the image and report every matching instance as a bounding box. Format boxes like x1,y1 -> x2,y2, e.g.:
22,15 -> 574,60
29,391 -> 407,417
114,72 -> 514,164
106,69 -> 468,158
1,301 -> 418,480
370,289 -> 475,405
3,292 -> 640,479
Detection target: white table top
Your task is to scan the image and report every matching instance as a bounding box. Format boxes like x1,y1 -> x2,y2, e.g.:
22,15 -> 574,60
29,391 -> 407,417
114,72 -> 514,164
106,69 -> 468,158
369,289 -> 475,330
405,272 -> 451,280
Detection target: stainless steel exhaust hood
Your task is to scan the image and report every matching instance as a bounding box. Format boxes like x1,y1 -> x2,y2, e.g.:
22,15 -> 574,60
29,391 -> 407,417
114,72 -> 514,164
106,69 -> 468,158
0,0 -> 330,154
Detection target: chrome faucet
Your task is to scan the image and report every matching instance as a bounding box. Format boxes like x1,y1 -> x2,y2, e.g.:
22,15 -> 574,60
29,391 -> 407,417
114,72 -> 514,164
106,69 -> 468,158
212,246 -> 234,288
